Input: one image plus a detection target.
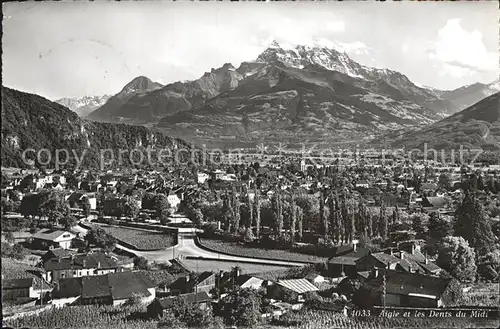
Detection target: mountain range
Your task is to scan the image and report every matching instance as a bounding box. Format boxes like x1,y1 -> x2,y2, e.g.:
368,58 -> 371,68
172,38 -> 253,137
380,92 -> 500,151
86,76 -> 164,124
1,87 -> 196,169
83,41 -> 498,148
437,80 -> 500,110
55,95 -> 111,117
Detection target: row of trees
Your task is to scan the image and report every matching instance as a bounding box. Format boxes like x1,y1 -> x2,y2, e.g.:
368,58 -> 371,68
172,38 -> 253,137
217,186 -> 402,245
16,189 -> 80,230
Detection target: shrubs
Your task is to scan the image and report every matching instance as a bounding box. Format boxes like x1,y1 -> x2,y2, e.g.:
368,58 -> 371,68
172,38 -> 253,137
85,227 -> 116,251
158,296 -> 217,328
219,288 -> 262,328
123,293 -> 146,308
133,256 -> 150,270
1,242 -> 27,260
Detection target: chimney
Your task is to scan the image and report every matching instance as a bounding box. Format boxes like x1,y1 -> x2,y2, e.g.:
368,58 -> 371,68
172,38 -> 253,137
371,267 -> 379,278
97,261 -> 101,269
400,252 -> 404,260
352,239 -> 358,251
411,243 -> 416,255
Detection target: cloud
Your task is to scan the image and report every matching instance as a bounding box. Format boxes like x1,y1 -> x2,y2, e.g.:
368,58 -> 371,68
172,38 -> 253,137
332,41 -> 370,55
429,18 -> 497,76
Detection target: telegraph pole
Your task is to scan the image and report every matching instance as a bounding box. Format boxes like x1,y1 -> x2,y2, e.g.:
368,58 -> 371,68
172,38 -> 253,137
383,263 -> 388,310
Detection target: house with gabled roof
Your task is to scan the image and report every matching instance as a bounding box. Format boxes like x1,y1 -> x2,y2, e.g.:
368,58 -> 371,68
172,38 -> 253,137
360,269 -> 458,308
51,271 -> 156,307
147,291 -> 212,318
328,242 -> 371,278
41,248 -> 76,263
32,229 -> 76,250
43,251 -> 120,282
355,252 -> 402,272
2,278 -> 38,302
268,278 -> 319,303
422,196 -> 448,211
356,247 -> 442,276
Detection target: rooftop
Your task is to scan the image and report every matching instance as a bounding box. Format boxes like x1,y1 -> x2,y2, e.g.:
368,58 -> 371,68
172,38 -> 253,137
277,278 -> 319,294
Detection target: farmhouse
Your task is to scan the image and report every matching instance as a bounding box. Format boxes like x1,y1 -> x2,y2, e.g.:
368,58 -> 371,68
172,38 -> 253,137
51,277 -> 83,307
51,271 -> 156,307
41,248 -> 75,263
355,252 -> 401,272
361,269 -> 459,308
328,243 -> 371,278
32,229 -> 76,249
2,278 -> 38,302
187,271 -> 217,294
268,278 -> 319,303
147,291 -> 211,318
43,252 -> 120,282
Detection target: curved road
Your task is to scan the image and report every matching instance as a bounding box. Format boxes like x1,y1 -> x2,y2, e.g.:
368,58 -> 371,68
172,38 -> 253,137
75,224 -> 305,267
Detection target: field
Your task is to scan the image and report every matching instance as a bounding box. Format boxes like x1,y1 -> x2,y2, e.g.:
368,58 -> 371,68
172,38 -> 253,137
4,304 -> 158,329
268,309 -> 499,329
199,239 -> 328,263
96,224 -> 175,251
461,283 -> 500,307
6,305 -> 498,329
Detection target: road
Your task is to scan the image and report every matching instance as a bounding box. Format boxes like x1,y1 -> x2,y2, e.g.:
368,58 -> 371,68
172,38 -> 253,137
76,224 -> 305,267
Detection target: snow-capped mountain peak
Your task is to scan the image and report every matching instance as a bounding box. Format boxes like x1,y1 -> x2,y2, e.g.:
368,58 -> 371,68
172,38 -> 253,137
55,95 -> 111,117
256,40 -> 366,78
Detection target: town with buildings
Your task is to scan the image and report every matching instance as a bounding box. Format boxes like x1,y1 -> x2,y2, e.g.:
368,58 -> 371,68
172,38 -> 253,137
1,152 -> 499,328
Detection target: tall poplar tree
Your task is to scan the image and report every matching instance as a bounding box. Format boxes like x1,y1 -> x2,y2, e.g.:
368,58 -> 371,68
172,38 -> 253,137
319,189 -> 328,239
254,187 -> 261,237
455,191 -> 495,254
379,200 -> 388,241
297,206 -> 304,241
290,193 -> 297,243
247,192 -> 253,229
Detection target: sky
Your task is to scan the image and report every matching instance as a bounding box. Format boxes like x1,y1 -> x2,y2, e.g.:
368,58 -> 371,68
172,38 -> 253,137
3,1 -> 499,100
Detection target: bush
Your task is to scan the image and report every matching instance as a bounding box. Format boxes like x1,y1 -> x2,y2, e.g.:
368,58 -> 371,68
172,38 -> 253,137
159,295 -> 215,328
133,256 -> 150,270
122,293 -> 145,308
1,242 -> 27,260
